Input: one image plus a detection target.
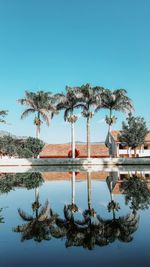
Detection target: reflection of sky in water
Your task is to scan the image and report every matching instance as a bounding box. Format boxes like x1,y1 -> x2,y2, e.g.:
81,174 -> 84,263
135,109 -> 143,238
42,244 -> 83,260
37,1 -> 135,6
0,172 -> 150,267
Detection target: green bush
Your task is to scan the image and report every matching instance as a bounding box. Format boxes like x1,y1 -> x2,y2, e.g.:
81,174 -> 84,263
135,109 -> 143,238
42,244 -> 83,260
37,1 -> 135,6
0,135 -> 45,158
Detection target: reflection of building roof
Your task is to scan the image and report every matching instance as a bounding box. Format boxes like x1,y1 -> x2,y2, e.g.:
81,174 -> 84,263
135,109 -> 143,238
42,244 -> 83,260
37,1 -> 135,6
39,143 -> 109,158
42,172 -> 108,181
111,130 -> 150,143
112,181 -> 123,194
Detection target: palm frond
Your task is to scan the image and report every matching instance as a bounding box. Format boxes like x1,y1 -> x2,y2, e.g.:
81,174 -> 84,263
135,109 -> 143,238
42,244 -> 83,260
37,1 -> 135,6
18,208 -> 34,221
64,108 -> 72,121
98,88 -> 134,113
0,110 -> 8,116
17,98 -> 36,109
13,224 -> 28,233
20,108 -> 36,120
39,109 -> 50,126
38,200 -> 49,221
0,110 -> 8,124
74,103 -> 88,111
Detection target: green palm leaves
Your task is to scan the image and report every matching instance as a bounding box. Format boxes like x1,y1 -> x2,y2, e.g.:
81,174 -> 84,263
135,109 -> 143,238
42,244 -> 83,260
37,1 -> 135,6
18,91 -> 57,139
0,110 -> 8,124
96,89 -> 134,156
16,85 -> 134,158
76,84 -> 103,158
56,86 -> 81,158
14,200 -> 53,242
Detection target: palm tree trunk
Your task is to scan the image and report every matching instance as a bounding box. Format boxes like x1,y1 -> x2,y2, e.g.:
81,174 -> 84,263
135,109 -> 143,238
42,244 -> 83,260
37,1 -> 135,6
108,109 -> 112,157
35,187 -> 39,218
71,172 -> 75,205
87,172 -> 91,210
71,122 -> 75,158
36,126 -> 40,139
87,117 -> 91,158
36,112 -> 40,139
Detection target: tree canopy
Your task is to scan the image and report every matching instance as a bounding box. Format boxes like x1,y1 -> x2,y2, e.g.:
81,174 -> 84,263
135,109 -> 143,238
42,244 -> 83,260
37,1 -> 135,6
119,113 -> 148,149
0,136 -> 45,158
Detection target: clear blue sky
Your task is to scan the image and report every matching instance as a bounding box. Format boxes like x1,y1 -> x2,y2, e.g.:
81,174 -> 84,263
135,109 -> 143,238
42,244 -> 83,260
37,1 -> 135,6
0,0 -> 150,143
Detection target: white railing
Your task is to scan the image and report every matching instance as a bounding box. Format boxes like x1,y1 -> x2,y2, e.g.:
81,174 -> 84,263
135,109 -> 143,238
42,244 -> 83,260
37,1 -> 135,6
139,150 -> 150,157
119,149 -> 150,157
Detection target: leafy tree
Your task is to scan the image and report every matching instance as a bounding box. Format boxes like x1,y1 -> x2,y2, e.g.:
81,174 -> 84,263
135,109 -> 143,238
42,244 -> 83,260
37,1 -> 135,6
0,135 -> 17,157
16,147 -> 33,158
0,135 -> 44,158
119,113 -> 148,156
21,137 -> 44,158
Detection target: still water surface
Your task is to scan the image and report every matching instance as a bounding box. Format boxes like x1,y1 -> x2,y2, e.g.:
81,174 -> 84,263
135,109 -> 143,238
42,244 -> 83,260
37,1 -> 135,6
0,170 -> 150,267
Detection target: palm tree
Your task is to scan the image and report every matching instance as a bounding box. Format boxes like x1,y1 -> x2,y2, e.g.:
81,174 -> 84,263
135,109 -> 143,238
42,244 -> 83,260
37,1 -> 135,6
0,110 -> 8,124
75,84 -> 103,158
99,211 -> 139,243
18,91 -> 56,139
96,89 -> 134,156
103,174 -> 139,243
52,172 -> 88,247
56,86 -> 81,158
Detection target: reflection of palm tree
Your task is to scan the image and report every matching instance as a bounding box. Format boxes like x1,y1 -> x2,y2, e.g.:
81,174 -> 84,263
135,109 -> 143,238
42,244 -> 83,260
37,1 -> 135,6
56,172 -> 83,226
55,172 -> 107,250
51,173 -> 139,249
52,172 -> 88,247
99,212 -> 139,243
103,174 -> 139,243
106,174 -> 120,219
83,172 -> 97,224
13,189 -> 57,242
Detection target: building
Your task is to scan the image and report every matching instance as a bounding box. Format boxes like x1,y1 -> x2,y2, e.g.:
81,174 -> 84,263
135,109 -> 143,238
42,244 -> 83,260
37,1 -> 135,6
39,143 -> 109,158
106,130 -> 150,158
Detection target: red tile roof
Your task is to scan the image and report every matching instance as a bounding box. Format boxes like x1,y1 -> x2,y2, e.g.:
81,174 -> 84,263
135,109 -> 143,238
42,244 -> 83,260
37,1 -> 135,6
111,130 -> 150,143
39,143 -> 109,158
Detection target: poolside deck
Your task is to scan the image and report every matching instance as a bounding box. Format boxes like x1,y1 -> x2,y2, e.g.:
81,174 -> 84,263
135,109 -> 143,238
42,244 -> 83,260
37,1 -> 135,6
0,157 -> 150,167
